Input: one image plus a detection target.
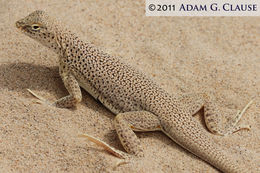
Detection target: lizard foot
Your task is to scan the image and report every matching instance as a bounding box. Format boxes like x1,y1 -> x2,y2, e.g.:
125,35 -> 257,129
78,133 -> 129,159
79,133 -> 131,170
27,89 -> 53,106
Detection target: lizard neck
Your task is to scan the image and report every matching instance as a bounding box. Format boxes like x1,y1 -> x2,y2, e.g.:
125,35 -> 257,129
54,29 -> 78,56
54,29 -> 98,60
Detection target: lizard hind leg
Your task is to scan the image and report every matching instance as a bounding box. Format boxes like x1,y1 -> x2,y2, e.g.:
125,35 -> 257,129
175,93 -> 253,136
114,111 -> 162,157
204,98 -> 253,136
177,93 -> 205,115
79,111 -> 161,160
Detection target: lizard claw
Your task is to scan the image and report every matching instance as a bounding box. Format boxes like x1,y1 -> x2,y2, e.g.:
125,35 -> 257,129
34,99 -> 45,104
78,133 -> 128,159
27,89 -> 53,106
78,133 -> 131,170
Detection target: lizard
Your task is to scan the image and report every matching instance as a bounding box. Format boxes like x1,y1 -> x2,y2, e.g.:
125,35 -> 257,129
15,10 -> 254,173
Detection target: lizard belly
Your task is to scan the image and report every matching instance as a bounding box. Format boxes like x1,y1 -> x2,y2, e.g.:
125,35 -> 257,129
97,95 -> 121,115
78,80 -> 121,115
78,80 -> 99,100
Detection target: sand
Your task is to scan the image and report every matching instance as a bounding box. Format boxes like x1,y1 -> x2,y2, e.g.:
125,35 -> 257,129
0,1 -> 259,172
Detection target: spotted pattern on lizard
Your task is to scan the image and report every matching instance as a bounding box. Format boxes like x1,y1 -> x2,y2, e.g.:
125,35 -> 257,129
16,10 -> 253,173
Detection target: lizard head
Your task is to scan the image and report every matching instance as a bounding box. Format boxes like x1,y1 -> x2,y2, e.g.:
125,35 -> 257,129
16,10 -> 61,52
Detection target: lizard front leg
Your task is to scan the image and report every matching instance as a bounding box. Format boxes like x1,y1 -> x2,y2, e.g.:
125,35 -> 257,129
28,71 -> 82,108
53,72 -> 82,108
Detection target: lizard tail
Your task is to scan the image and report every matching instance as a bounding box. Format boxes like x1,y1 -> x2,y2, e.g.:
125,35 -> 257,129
160,115 -> 249,173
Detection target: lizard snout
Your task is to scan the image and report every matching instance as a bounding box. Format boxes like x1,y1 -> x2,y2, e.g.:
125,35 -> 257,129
15,20 -> 25,29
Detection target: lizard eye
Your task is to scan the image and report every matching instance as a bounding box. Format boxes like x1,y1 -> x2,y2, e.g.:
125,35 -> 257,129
31,24 -> 40,30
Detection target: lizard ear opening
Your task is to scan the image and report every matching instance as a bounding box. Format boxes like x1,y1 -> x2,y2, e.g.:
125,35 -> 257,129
31,24 -> 40,31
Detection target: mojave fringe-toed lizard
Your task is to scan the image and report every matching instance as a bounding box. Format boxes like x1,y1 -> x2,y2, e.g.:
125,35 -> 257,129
16,10 -> 254,173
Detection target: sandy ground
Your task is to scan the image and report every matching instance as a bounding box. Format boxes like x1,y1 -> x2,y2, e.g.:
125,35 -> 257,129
0,1 -> 259,173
